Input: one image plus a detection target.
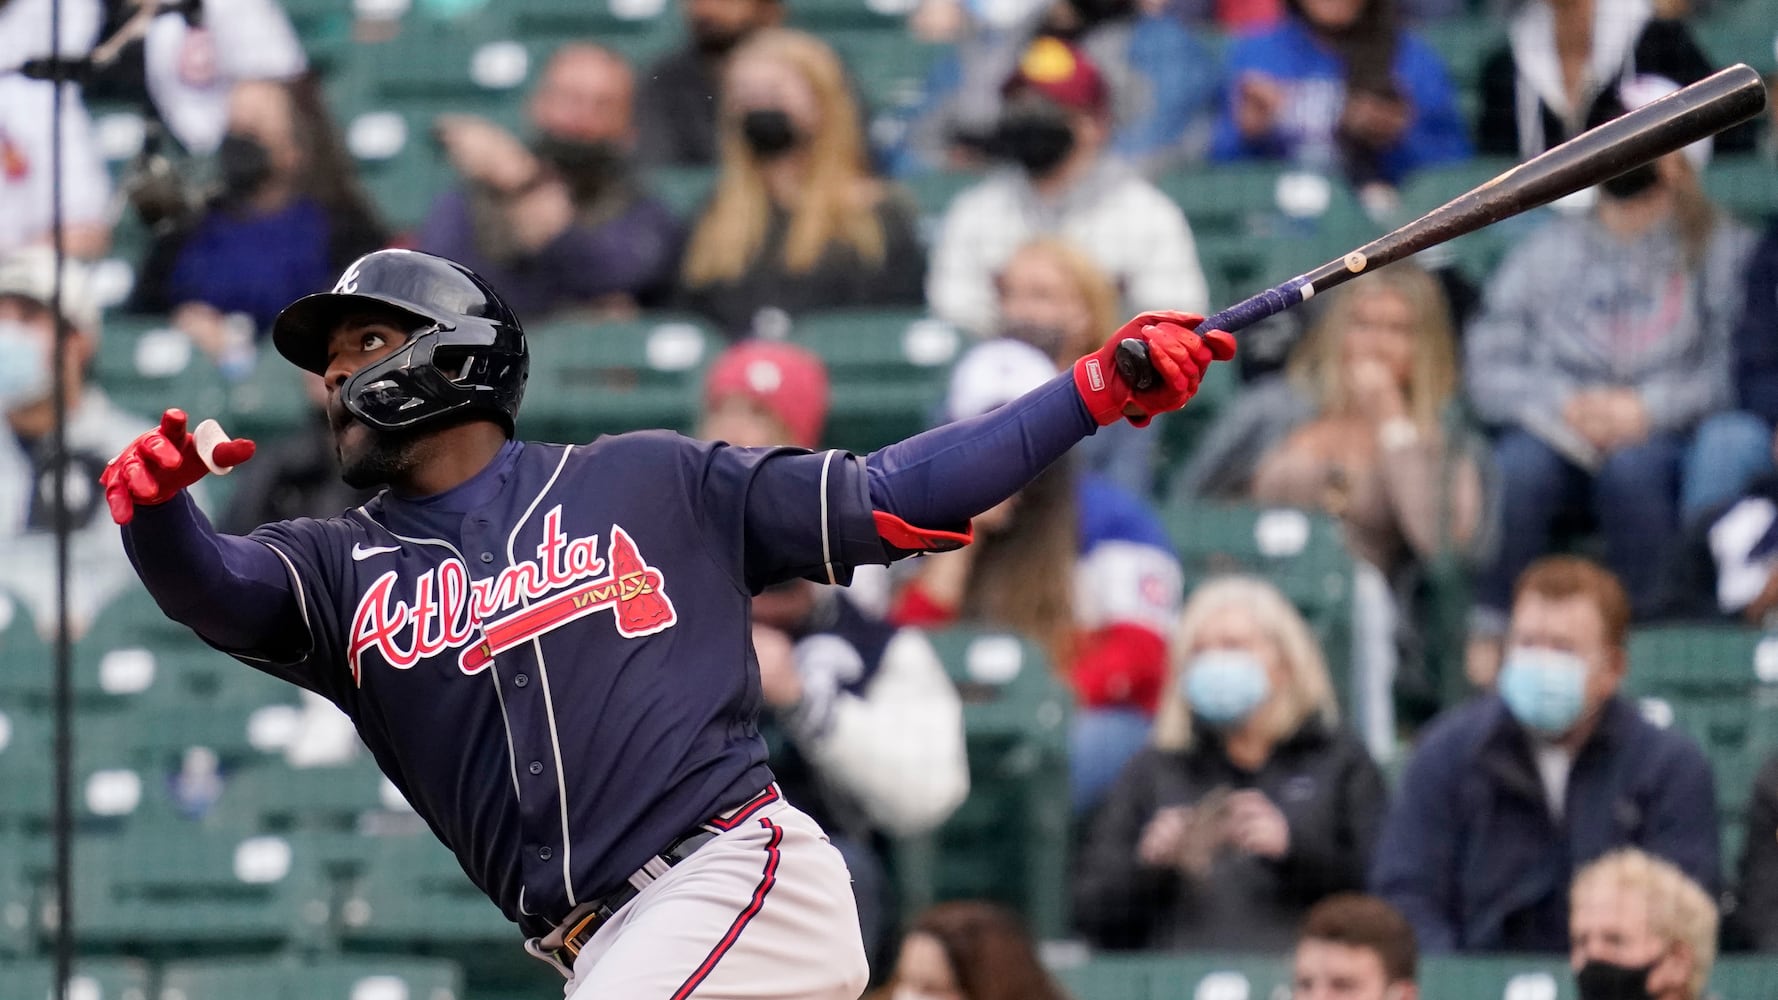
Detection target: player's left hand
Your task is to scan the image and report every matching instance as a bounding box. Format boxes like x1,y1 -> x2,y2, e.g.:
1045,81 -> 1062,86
100,408 -> 256,525
1073,311 -> 1237,427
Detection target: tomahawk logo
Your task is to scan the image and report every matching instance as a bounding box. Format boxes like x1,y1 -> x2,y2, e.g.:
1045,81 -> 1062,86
347,517 -> 677,684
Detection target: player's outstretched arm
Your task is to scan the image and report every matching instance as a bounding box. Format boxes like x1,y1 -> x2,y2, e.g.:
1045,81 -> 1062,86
104,409 -> 304,652
865,313 -> 1234,546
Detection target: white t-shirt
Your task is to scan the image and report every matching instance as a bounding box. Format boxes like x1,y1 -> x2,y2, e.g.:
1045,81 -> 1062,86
0,75 -> 113,257
1534,742 -> 1573,821
0,0 -> 102,68
144,0 -> 307,154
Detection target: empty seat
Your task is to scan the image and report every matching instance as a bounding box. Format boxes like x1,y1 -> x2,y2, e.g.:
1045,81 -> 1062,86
338,832 -> 515,950
523,315 -> 719,441
159,954 -> 465,1000
0,957 -> 151,1000
1418,954 -> 1576,1000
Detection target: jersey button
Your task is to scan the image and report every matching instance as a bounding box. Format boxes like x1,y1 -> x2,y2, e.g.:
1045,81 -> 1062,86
480,552 -> 494,564
539,847 -> 552,861
514,673 -> 528,687
529,760 -> 544,775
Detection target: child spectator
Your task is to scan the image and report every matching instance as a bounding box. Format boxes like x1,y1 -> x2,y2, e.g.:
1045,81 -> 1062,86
1294,894 -> 1420,1000
1074,575 -> 1384,951
874,900 -> 1074,1000
417,45 -> 684,321
1372,557 -> 1719,953
1570,849 -> 1718,1000
1209,0 -> 1471,189
890,339 -> 1184,814
675,29 -> 926,338
634,0 -> 784,167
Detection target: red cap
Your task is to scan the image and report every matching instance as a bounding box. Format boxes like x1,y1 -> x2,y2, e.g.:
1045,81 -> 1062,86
703,341 -> 831,449
1004,37 -> 1108,114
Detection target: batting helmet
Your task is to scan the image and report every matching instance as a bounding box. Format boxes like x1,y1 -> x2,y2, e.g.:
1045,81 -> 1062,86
270,249 -> 528,435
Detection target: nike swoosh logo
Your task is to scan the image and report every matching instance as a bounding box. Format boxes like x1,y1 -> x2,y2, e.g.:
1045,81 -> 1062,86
352,543 -> 402,561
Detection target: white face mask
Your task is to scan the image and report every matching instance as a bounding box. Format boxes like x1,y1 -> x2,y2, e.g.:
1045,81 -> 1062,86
0,320 -> 52,411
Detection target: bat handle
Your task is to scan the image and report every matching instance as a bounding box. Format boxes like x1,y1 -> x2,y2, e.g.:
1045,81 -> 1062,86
1110,279 -> 1309,393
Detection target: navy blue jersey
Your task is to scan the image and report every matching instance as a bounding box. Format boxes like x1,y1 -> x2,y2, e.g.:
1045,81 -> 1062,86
222,432 -> 890,935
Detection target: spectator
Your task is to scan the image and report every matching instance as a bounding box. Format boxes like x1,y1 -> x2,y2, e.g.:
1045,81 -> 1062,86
220,372 -> 378,533
0,0 -> 112,258
1476,0 -> 1752,161
675,29 -> 926,338
1173,267 -> 1484,753
1371,556 -> 1719,954
891,339 -> 1184,815
894,0 -> 1219,176
1465,76 -> 1754,630
696,341 -> 969,968
1294,894 -> 1420,1000
1074,575 -> 1384,951
927,38 -> 1210,335
874,900 -> 1073,1000
995,237 -> 1156,493
138,0 -> 308,156
132,77 -> 386,371
416,45 -> 683,322
1209,0 -> 1471,190
0,249 -> 155,637
1654,434 -> 1778,623
635,0 -> 783,167
1734,753 -> 1778,951
1570,849 -> 1718,1000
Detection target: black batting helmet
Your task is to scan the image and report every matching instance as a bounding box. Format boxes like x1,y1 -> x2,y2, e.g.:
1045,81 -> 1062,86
271,249 -> 528,435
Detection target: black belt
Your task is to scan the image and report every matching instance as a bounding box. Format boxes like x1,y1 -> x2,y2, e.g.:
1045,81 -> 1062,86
541,827 -> 720,971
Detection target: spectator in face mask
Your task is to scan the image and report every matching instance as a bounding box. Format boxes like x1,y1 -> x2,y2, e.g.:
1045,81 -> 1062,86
874,901 -> 1074,1000
1073,575 -> 1384,952
674,29 -> 926,339
131,76 -> 387,371
0,249 -> 177,639
1370,556 -> 1719,954
1569,849 -> 1717,1000
927,38 -> 1209,336
416,44 -> 684,322
1293,893 -> 1419,1000
635,0 -> 784,167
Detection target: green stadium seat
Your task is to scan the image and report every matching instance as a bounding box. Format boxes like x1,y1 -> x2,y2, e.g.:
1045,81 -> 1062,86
159,954 -> 465,1000
1419,954 -> 1576,1000
1702,159 -> 1778,227
786,308 -> 960,453
224,349 -> 315,442
88,316 -> 230,432
1695,3 -> 1778,77
1147,953 -> 1294,1000
1708,955 -> 1778,996
507,0 -> 674,43
338,832 -> 516,950
1417,15 -> 1508,118
903,170 -> 984,234
72,827 -> 333,953
210,757 -> 394,834
1050,953 -> 1155,1000
0,830 -> 37,956
892,627 -> 1072,939
1625,625 -> 1775,697
523,315 -> 719,441
0,957 -> 152,1000
825,29 -> 947,112
1392,157 -> 1526,283
649,165 -> 718,218
786,0 -> 910,30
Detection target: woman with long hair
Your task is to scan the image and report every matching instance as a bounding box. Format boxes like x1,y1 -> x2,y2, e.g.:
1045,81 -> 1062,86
875,900 -> 1073,1000
1074,576 -> 1385,952
676,28 -> 925,337
891,338 -> 1183,816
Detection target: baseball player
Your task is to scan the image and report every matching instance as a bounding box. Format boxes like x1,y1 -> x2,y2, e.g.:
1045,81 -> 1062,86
99,249 -> 1234,998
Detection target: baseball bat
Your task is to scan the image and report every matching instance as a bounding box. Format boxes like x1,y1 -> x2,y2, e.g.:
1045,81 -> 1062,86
1114,62 -> 1769,390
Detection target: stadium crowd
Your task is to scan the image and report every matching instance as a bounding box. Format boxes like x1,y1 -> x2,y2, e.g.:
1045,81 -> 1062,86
5,0 -> 1778,995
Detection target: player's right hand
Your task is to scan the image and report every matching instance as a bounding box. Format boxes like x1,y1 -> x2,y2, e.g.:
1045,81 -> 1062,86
100,408 -> 256,525
1073,311 -> 1237,428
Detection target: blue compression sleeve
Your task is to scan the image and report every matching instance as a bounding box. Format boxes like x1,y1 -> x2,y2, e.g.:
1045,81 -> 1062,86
120,492 -> 305,652
865,372 -> 1095,528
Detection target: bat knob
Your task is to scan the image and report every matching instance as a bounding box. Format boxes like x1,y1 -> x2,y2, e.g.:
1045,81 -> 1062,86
1114,338 -> 1157,392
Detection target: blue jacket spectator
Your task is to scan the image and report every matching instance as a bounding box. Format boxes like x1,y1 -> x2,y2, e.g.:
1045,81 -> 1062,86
417,44 -> 683,320
1210,0 -> 1469,187
1735,225 -> 1778,428
1372,557 -> 1719,953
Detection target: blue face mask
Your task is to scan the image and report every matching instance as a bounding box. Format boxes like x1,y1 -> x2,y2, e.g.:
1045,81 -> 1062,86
0,320 -> 50,411
1498,646 -> 1590,737
1183,650 -> 1271,726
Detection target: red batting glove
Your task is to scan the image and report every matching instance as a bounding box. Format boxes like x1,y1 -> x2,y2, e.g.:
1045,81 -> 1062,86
100,408 -> 256,525
1073,311 -> 1238,427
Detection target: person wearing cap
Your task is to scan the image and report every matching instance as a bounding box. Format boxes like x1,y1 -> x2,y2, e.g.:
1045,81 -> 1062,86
0,248 -> 165,637
695,340 -> 970,971
1464,74 -> 1756,650
1209,0 -> 1470,189
927,38 -> 1210,337
889,338 -> 1184,816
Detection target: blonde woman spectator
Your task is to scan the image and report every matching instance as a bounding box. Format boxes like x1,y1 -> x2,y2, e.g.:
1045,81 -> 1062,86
994,237 -> 1155,493
675,29 -> 925,338
1074,575 -> 1384,951
1570,849 -> 1718,1000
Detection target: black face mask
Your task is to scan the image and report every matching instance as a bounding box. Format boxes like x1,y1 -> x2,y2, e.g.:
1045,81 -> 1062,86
690,21 -> 749,56
216,133 -> 273,202
994,105 -> 1076,177
739,109 -> 801,160
1600,162 -> 1660,201
1576,960 -> 1657,1000
531,134 -> 626,198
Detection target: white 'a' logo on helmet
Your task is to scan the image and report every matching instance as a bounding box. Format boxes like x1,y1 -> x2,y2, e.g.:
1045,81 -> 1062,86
334,259 -> 365,295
